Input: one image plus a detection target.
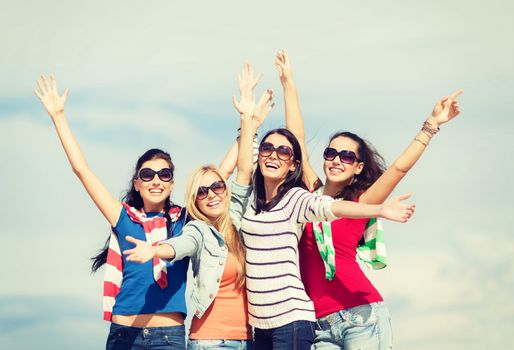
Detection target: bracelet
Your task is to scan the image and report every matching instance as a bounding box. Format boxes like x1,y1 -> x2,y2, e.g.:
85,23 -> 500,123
421,121 -> 440,137
414,137 -> 428,147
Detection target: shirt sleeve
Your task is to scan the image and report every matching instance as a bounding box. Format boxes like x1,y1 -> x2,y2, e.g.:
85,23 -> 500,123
159,221 -> 204,262
282,187 -> 337,224
229,180 -> 252,230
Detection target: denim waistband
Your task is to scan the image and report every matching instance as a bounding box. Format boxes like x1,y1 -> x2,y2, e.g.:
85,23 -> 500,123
315,302 -> 384,330
110,322 -> 185,337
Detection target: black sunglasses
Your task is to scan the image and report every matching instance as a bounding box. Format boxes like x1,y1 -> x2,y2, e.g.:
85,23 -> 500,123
138,168 -> 173,182
196,180 -> 227,200
258,142 -> 294,161
323,148 -> 360,164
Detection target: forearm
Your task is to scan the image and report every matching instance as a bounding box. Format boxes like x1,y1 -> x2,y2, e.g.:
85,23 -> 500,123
219,141 -> 238,180
52,113 -> 90,175
362,117 -> 439,204
235,116 -> 255,185
154,243 -> 176,260
283,79 -> 306,142
331,200 -> 382,219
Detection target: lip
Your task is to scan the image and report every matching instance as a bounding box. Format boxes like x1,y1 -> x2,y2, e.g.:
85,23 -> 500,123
265,161 -> 280,170
207,200 -> 221,208
148,188 -> 164,194
328,166 -> 344,174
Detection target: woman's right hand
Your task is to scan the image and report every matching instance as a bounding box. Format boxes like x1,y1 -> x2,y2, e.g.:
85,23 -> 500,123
275,49 -> 293,85
379,194 -> 416,223
123,236 -> 157,264
34,74 -> 69,120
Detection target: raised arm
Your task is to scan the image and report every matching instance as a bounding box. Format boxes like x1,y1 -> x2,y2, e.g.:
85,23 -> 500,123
34,74 -> 122,226
276,50 -> 320,190
232,63 -> 274,185
219,64 -> 263,180
360,89 -> 463,204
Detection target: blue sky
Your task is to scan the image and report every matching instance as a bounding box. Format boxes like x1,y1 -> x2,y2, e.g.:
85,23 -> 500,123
1,1 -> 513,349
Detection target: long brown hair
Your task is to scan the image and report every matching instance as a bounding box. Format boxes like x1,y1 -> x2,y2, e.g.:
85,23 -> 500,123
185,165 -> 246,288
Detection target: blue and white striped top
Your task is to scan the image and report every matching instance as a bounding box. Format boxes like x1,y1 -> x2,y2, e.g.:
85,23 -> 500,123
241,187 -> 336,329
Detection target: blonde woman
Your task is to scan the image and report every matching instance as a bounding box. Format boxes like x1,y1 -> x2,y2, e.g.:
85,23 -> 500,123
124,65 -> 273,350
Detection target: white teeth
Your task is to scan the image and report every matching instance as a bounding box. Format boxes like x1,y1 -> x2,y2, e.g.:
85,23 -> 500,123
329,167 -> 343,173
207,201 -> 220,207
265,162 -> 279,169
149,189 -> 163,193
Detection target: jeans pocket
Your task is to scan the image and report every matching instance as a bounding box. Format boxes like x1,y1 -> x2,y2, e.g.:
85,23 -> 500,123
346,303 -> 378,327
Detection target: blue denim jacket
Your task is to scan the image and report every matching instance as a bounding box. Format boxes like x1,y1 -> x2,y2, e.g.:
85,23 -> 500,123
161,181 -> 252,319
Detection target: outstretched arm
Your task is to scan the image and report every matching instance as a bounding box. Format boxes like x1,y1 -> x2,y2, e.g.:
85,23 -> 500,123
34,74 -> 122,226
331,194 -> 415,223
361,89 -> 463,204
276,50 -> 320,190
232,63 -> 274,185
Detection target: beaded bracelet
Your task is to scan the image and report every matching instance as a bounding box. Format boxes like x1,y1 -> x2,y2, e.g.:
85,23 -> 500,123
421,121 -> 440,137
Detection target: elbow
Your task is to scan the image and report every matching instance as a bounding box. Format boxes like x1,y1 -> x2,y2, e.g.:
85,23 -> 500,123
392,162 -> 411,175
72,165 -> 90,179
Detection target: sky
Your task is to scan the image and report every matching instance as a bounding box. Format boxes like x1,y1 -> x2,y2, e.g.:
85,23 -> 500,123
1,0 -> 513,349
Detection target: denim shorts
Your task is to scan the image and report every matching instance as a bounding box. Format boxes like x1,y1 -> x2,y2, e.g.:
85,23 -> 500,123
187,339 -> 252,350
253,320 -> 315,350
313,302 -> 393,350
105,322 -> 186,350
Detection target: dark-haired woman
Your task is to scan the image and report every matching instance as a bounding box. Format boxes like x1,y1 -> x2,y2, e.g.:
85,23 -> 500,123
35,75 -> 188,349
275,50 -> 462,349
235,91 -> 416,348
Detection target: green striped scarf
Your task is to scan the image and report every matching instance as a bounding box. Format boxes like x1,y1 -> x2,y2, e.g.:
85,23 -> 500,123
312,187 -> 387,281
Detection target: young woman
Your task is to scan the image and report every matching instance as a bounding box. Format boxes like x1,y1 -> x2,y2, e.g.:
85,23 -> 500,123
230,66 -> 416,350
275,49 -> 463,349
121,64 -> 274,350
34,75 -> 189,349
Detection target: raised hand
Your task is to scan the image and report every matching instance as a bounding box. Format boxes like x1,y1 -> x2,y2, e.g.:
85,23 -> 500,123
379,194 -> 416,223
252,89 -> 274,129
123,236 -> 156,264
232,63 -> 259,117
428,89 -> 463,127
275,49 -> 293,84
34,74 -> 69,119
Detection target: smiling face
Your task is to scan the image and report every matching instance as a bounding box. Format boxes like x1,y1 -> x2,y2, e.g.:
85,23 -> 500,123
323,136 -> 364,187
258,133 -> 297,184
133,158 -> 174,212
194,171 -> 228,223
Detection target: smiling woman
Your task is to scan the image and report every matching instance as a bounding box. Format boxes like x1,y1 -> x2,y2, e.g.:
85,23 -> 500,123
35,74 -> 189,349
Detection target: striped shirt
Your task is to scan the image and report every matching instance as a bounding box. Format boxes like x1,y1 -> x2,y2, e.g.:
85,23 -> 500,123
241,187 -> 336,329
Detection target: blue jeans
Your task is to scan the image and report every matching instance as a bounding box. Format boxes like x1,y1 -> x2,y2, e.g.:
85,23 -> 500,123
253,320 -> 315,350
105,323 -> 186,350
188,339 -> 252,349
313,302 -> 393,350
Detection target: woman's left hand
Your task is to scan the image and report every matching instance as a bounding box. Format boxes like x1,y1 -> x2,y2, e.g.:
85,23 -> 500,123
379,194 -> 416,223
427,89 -> 463,127
123,236 -> 156,264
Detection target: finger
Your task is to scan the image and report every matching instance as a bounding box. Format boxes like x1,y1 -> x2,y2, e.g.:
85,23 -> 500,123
449,88 -> 464,101
123,248 -> 135,255
41,74 -> 50,91
34,87 -> 43,100
252,73 -> 262,88
439,95 -> 449,104
50,74 -> 57,91
36,79 -> 46,94
125,235 -> 139,245
395,193 -> 411,202
232,95 -> 241,111
63,88 -> 70,101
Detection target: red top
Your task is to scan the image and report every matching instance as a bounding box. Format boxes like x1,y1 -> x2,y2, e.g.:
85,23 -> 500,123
299,215 -> 383,319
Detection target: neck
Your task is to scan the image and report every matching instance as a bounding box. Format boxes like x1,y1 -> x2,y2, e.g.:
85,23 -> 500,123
264,178 -> 284,203
323,179 -> 349,198
143,203 -> 165,213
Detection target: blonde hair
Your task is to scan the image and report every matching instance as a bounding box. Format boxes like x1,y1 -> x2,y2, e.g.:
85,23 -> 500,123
185,165 -> 246,288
